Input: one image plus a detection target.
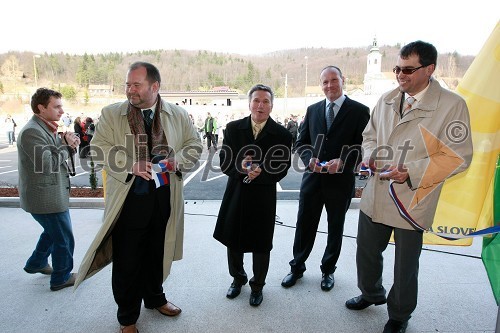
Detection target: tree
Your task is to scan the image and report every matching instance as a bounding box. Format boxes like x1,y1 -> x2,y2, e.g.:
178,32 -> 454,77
60,85 -> 78,101
83,89 -> 89,105
1,55 -> 22,78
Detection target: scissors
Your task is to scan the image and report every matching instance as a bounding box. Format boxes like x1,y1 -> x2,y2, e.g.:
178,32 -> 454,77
243,161 -> 264,184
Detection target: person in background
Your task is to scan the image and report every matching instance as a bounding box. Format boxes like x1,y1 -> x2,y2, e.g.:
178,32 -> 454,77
204,112 -> 217,151
18,88 -> 80,291
345,41 -> 473,333
214,84 -> 292,307
73,116 -> 88,158
82,117 -> 95,157
286,115 -> 298,151
61,112 -> 72,132
281,66 -> 370,292
75,61 -> 202,333
5,115 -> 16,145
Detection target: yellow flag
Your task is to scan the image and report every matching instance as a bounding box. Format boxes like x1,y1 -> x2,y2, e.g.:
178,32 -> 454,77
426,22 -> 500,245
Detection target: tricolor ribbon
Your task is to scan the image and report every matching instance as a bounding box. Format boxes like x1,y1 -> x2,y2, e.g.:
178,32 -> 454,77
151,162 -> 172,188
360,164 -> 500,240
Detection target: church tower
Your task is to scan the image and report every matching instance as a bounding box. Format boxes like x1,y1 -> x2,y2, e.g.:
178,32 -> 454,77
366,37 -> 382,74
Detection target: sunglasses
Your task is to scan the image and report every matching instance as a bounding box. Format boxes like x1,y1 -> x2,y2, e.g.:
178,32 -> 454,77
392,65 -> 426,75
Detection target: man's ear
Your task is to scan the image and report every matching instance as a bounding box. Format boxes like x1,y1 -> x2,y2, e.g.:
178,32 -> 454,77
152,81 -> 160,93
425,64 -> 436,76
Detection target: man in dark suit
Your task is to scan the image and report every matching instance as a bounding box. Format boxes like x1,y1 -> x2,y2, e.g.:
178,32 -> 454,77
18,88 -> 80,291
281,66 -> 370,291
214,84 -> 292,307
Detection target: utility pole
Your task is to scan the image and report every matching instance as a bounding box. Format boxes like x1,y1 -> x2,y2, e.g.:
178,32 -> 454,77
284,73 -> 288,114
33,54 -> 41,88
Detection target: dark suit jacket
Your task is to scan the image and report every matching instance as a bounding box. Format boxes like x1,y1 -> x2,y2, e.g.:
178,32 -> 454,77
296,96 -> 370,192
214,116 -> 292,252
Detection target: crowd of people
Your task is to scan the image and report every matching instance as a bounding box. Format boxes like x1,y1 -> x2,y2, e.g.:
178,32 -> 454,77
16,40 -> 475,333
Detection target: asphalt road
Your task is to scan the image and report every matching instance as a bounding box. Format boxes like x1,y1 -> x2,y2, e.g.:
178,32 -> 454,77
0,142 -> 367,200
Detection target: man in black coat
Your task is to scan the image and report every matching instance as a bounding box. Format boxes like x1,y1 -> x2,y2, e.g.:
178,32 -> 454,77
213,84 -> 292,307
281,66 -> 370,291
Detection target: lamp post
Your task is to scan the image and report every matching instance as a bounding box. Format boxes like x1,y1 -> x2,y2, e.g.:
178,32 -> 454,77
304,55 -> 308,107
33,54 -> 41,87
284,73 -> 289,114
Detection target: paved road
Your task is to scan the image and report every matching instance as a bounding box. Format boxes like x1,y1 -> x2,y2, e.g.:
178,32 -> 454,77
0,143 -> 367,200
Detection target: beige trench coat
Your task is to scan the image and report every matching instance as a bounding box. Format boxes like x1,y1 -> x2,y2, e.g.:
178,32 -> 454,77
75,99 -> 202,288
360,79 -> 473,230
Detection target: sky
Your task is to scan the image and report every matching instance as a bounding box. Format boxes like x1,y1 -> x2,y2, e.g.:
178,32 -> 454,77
2,0 -> 498,56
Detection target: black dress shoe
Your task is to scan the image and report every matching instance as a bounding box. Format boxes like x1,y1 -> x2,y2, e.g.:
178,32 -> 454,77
383,319 -> 408,333
345,295 -> 387,310
249,290 -> 263,306
226,280 -> 247,299
320,273 -> 334,291
281,272 -> 303,287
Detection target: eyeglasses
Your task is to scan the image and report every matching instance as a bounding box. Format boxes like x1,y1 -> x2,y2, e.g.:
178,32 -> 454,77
392,65 -> 426,75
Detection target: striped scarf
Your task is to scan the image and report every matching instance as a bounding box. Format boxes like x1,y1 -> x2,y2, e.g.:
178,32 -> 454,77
126,96 -> 170,162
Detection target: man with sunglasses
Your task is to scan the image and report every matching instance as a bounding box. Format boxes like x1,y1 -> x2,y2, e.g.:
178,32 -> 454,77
345,41 -> 473,333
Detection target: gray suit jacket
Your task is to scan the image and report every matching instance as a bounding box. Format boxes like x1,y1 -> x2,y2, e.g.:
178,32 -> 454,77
17,115 -> 72,214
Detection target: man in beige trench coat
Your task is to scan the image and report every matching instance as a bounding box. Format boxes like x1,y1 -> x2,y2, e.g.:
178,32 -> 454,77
75,62 -> 202,333
345,41 -> 473,333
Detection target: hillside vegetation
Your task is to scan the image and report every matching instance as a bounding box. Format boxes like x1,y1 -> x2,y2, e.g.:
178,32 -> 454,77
0,44 -> 473,105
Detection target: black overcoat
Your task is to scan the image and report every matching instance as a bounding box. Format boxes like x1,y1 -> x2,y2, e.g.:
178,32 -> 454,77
213,116 -> 292,252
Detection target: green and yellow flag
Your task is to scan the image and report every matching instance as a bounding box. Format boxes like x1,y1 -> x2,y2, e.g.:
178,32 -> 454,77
426,22 -> 500,246
482,155 -> 500,305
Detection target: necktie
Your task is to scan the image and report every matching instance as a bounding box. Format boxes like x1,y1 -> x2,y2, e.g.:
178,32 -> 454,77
326,102 -> 335,131
253,123 -> 261,139
143,109 -> 153,129
402,97 -> 415,117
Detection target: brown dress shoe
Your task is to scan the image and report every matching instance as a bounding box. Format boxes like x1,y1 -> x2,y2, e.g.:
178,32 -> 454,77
155,301 -> 182,317
50,273 -> 77,291
120,324 -> 138,333
24,264 -> 53,275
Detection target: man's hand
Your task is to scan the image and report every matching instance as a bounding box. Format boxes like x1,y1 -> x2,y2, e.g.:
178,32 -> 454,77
242,155 -> 253,173
158,157 -> 178,173
63,131 -> 80,150
379,164 -> 409,183
308,158 -> 323,173
133,161 -> 152,180
325,159 -> 343,174
309,158 -> 343,174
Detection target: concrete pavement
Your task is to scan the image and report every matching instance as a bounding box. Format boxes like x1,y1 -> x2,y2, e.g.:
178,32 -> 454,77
0,199 -> 497,333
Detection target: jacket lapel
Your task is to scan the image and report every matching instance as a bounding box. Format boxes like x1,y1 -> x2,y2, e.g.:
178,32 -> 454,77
332,96 -> 351,126
316,100 -> 328,133
33,116 -> 57,145
238,116 -> 255,142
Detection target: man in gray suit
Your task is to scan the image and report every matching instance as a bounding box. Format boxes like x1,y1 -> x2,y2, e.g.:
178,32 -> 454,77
18,88 -> 80,291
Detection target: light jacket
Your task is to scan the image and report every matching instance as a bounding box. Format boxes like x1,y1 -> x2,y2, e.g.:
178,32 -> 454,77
360,78 -> 473,230
75,99 -> 202,288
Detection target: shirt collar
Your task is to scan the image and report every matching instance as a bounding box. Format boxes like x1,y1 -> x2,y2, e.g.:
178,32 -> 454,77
325,94 -> 346,109
406,83 -> 430,103
142,103 -> 157,115
251,118 -> 268,129
35,114 -> 59,134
